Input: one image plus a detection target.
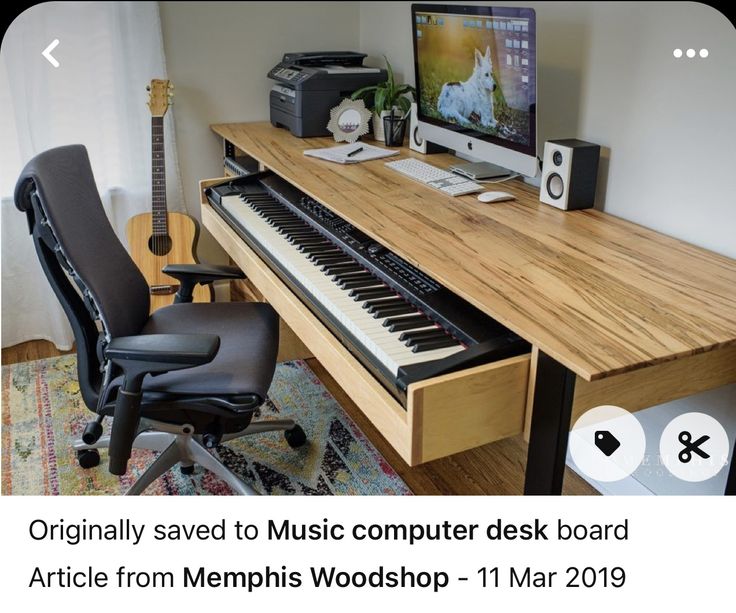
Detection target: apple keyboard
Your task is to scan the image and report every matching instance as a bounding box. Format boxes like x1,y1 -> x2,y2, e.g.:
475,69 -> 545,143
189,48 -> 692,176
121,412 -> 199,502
384,158 -> 483,197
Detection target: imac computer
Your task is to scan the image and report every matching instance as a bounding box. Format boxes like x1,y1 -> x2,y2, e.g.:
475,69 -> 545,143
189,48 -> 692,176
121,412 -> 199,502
411,4 -> 538,178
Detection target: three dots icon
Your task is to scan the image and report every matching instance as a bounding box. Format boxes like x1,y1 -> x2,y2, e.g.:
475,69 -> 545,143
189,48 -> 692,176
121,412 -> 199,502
673,48 -> 708,58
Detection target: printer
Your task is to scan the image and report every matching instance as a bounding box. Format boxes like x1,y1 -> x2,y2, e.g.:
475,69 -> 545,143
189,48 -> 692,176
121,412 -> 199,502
268,51 -> 387,137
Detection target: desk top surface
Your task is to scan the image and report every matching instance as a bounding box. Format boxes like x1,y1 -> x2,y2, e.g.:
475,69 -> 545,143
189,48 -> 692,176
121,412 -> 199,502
212,122 -> 736,381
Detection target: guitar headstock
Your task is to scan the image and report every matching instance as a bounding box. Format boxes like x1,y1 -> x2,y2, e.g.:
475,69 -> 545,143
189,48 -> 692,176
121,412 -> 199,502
146,79 -> 174,117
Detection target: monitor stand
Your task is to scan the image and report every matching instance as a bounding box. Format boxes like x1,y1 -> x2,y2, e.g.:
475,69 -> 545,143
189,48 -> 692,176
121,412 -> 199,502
449,161 -> 512,181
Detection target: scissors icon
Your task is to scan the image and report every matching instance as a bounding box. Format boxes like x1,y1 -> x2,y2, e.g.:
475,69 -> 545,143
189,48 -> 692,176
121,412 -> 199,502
678,431 -> 710,463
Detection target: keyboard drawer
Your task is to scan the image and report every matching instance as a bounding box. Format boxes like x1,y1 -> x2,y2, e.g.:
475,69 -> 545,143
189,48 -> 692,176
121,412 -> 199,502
201,184 -> 530,466
406,354 -> 530,464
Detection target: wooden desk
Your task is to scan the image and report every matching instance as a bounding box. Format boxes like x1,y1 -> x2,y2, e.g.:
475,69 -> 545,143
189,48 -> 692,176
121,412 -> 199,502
206,122 -> 736,494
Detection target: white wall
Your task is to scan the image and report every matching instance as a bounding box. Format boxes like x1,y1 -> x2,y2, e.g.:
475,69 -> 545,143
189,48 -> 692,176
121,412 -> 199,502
159,1 -> 361,262
359,1 -> 736,259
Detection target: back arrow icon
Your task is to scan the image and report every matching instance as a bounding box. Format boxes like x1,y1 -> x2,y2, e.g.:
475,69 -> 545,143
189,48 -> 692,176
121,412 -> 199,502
42,39 -> 60,68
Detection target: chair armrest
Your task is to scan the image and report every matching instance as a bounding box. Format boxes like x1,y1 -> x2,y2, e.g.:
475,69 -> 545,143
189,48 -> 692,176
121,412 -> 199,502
106,333 -> 220,369
104,333 -> 220,476
162,264 -> 245,304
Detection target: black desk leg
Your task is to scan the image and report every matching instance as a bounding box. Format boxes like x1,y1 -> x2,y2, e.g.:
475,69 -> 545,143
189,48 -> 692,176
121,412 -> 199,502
725,447 -> 736,495
524,351 -> 577,495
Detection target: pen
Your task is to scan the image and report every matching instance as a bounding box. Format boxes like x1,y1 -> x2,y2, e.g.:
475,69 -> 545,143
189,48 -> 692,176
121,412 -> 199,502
346,146 -> 363,158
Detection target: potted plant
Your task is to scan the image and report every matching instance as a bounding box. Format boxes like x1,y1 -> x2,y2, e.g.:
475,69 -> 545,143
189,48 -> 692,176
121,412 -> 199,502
351,56 -> 415,143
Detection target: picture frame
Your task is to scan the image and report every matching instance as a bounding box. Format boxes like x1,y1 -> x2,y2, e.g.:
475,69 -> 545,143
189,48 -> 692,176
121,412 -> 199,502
327,98 -> 372,143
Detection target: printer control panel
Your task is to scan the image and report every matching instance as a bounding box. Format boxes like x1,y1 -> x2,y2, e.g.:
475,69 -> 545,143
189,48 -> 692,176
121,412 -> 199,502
269,65 -> 309,83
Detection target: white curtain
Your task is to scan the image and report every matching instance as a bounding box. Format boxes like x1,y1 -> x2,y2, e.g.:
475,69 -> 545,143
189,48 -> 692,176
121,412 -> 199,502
1,1 -> 184,350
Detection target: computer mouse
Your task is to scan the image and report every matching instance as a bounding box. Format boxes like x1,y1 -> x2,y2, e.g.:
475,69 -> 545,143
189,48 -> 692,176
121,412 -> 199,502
477,191 -> 516,203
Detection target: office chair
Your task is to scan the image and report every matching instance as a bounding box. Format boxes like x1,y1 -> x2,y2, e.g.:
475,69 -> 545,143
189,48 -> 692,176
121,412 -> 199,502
14,144 -> 306,495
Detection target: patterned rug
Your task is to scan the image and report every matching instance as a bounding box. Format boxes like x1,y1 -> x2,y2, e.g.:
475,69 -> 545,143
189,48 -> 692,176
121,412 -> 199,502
1,355 -> 411,496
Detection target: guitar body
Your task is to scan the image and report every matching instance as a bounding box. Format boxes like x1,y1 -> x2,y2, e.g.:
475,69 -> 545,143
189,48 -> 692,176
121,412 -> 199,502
126,211 -> 212,313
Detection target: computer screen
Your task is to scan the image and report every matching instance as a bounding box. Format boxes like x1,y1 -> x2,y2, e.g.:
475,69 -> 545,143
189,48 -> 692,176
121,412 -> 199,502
412,4 -> 536,158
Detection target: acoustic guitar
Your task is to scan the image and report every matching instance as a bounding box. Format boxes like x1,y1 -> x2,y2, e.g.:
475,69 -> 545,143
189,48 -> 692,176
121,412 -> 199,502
126,79 -> 212,312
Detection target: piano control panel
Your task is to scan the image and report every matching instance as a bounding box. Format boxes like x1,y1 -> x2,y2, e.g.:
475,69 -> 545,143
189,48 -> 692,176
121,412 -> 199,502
297,195 -> 441,296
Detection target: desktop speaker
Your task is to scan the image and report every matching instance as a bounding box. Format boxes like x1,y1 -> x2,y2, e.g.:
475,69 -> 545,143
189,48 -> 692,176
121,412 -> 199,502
409,103 -> 445,154
540,139 -> 600,210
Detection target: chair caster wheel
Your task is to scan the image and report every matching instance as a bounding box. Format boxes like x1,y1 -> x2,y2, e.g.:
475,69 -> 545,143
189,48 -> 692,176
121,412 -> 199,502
284,425 -> 307,448
82,420 -> 103,445
180,464 -> 195,475
76,449 -> 100,469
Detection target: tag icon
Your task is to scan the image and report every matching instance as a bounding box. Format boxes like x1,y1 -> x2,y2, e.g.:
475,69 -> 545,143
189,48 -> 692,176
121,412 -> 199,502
594,430 -> 621,457
570,406 -> 646,482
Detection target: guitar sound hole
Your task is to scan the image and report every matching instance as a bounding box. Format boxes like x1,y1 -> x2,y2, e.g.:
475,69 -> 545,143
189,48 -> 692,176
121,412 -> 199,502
148,234 -> 173,256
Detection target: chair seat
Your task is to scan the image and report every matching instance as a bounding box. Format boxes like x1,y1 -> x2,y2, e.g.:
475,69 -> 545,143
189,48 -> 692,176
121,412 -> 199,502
138,302 -> 279,400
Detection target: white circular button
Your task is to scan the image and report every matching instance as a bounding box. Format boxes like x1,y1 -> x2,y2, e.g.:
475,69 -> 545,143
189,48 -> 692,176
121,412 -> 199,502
686,48 -> 696,58
659,412 -> 729,482
673,48 -> 683,58
699,48 -> 709,58
569,405 -> 646,482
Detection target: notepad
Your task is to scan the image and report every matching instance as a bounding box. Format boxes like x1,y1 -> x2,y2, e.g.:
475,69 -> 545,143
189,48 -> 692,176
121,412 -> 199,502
303,143 -> 399,165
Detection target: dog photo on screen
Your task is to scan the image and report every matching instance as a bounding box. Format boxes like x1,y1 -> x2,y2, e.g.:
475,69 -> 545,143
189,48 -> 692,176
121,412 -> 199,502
417,13 -> 531,145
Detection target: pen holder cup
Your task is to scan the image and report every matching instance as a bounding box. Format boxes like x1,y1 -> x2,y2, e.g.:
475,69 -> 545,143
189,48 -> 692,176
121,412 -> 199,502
383,115 -> 407,147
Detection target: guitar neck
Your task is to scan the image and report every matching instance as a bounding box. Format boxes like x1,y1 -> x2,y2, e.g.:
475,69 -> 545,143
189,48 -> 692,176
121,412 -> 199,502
151,115 -> 168,236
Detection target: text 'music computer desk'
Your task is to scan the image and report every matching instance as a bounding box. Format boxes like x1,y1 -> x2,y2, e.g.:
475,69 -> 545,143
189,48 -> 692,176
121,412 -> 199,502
203,122 -> 736,495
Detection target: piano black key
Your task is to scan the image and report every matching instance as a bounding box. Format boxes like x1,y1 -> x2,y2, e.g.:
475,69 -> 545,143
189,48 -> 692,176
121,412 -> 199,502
350,287 -> 394,300
282,231 -> 312,240
297,244 -> 330,253
340,278 -> 382,290
411,337 -> 462,352
287,232 -> 320,242
262,213 -> 297,221
278,227 -> 312,236
334,272 -> 375,282
296,239 -> 329,247
366,299 -> 407,312
265,216 -> 296,223
320,256 -> 354,264
301,245 -> 337,254
267,214 -> 301,221
259,212 -> 295,220
364,297 -> 404,310
399,329 -> 448,343
333,271 -> 374,282
370,303 -> 417,318
385,316 -> 435,333
308,253 -> 345,263
247,202 -> 278,208
323,264 -> 362,275
251,205 -> 285,212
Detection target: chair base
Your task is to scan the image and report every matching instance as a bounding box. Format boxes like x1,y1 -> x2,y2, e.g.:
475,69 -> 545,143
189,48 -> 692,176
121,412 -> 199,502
73,418 -> 298,495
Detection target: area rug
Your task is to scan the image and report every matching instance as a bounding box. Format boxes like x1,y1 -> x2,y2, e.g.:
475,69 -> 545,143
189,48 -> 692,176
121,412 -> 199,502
1,355 -> 411,496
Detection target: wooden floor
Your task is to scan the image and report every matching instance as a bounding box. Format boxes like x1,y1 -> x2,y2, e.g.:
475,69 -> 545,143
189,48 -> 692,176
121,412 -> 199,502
2,339 -> 74,364
2,338 -> 596,495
